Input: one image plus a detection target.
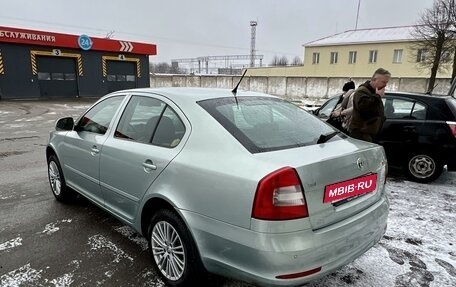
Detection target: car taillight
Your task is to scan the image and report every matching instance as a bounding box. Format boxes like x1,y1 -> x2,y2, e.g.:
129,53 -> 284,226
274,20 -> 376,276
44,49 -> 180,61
446,121 -> 456,137
252,167 -> 308,220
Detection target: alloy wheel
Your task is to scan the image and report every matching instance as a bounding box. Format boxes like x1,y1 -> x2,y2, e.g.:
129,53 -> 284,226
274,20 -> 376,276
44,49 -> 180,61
151,221 -> 186,281
48,161 -> 62,196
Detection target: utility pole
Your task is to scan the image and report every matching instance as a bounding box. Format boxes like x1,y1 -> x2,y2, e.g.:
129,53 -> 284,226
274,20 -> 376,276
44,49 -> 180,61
355,0 -> 361,30
250,21 -> 257,67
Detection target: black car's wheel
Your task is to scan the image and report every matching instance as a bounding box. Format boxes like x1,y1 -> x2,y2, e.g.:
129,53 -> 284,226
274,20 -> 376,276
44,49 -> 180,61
47,154 -> 73,202
148,209 -> 205,287
404,152 -> 443,183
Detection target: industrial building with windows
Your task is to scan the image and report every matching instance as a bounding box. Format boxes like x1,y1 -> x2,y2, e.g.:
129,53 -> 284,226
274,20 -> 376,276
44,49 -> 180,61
0,26 -> 156,100
245,26 -> 454,79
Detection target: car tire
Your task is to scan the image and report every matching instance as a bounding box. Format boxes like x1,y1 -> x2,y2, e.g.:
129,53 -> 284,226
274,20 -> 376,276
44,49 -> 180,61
47,154 -> 73,202
404,152 -> 443,183
148,209 -> 205,287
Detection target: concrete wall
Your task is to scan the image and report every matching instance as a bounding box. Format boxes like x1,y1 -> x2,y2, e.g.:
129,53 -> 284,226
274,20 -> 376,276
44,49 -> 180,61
150,74 -> 453,104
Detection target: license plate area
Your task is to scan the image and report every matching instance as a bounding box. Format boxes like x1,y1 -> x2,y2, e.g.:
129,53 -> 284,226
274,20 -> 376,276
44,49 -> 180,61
323,173 -> 377,204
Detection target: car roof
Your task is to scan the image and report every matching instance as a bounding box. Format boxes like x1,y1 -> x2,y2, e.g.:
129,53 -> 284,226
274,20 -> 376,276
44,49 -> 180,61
385,91 -> 452,101
110,87 -> 277,103
327,91 -> 452,102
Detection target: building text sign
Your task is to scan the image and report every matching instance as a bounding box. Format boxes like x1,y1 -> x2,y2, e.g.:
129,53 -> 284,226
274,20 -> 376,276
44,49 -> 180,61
0,26 -> 156,55
0,30 -> 56,43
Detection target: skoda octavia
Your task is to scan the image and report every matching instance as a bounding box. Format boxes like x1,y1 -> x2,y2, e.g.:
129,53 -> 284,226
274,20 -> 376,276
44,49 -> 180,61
46,88 -> 389,287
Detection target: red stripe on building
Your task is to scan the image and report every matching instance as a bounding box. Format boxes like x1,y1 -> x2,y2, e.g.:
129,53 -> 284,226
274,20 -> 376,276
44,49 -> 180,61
0,26 -> 156,55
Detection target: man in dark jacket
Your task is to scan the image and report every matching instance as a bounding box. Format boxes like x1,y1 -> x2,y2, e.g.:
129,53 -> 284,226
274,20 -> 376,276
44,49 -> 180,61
349,68 -> 391,142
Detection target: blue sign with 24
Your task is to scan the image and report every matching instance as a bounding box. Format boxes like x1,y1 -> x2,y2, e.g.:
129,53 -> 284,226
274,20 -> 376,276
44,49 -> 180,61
78,35 -> 93,51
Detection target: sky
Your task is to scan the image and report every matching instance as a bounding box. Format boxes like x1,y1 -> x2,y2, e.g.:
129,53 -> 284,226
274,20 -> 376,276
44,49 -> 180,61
0,0 -> 436,66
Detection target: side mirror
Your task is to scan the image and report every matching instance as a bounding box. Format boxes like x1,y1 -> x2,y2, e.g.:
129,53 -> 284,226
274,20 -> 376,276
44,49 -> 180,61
55,117 -> 74,131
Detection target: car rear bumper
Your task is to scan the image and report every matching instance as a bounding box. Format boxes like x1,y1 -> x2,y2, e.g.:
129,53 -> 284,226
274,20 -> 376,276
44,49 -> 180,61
181,194 -> 389,287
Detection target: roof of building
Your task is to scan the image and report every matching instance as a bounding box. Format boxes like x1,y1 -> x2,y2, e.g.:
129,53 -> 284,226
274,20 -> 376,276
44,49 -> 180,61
304,26 -> 419,47
0,26 -> 156,55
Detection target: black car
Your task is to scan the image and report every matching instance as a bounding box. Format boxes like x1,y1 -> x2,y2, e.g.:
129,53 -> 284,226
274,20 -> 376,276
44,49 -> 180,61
314,91 -> 456,183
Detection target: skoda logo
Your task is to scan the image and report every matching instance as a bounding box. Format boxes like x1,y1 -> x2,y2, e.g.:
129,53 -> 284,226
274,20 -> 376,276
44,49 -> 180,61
357,158 -> 366,169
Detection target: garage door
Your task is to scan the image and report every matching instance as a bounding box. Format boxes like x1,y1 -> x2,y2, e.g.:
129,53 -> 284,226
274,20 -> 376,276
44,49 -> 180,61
106,60 -> 136,93
37,56 -> 78,97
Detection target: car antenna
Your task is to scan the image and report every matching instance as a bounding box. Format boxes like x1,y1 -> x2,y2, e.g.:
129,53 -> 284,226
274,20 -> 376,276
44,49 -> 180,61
232,69 -> 248,105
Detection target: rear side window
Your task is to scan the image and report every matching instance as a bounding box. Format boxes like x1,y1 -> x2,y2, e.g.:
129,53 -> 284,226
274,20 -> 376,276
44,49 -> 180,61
198,97 -> 335,153
383,98 -> 427,120
115,95 -> 185,148
115,96 -> 166,143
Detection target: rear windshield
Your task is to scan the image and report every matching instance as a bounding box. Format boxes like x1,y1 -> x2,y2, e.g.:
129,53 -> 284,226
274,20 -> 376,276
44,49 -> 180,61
198,96 -> 338,153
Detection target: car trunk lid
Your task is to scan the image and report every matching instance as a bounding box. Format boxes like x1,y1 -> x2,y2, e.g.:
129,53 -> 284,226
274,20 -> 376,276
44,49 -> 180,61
254,139 -> 387,230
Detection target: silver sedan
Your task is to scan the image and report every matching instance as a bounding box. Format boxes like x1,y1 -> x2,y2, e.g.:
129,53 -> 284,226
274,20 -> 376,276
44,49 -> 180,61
46,87 -> 389,287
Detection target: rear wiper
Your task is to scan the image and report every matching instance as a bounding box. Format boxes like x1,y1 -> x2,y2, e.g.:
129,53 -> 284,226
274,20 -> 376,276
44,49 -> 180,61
317,131 -> 340,144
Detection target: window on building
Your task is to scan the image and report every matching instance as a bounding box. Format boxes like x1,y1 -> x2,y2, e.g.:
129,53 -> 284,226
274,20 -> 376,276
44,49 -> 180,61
64,73 -> 76,81
441,49 -> 452,62
51,73 -> 64,80
393,49 -> 403,63
369,50 -> 378,63
349,51 -> 357,64
312,52 -> 320,64
37,72 -> 51,80
417,49 -> 426,62
330,52 -> 338,64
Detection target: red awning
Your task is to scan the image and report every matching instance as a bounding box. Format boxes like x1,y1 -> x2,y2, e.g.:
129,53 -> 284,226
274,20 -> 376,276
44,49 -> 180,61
0,26 -> 156,55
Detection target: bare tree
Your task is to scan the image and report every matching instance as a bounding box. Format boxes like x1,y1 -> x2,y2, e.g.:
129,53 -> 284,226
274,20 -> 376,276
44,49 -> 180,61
291,56 -> 303,66
449,0 -> 456,81
149,62 -> 184,74
452,47 -> 456,81
270,55 -> 289,66
411,0 -> 456,92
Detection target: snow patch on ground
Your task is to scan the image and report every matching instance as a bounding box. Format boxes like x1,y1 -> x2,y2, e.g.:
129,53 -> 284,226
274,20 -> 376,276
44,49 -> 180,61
104,270 -> 114,278
12,130 -> 37,135
42,219 -> 73,235
3,124 -> 25,129
0,264 -> 42,287
115,225 -> 149,251
51,104 -> 90,110
25,116 -> 45,122
0,237 -> 22,251
306,174 -> 456,287
49,273 -> 74,287
88,234 -> 134,263
42,223 -> 59,235
138,269 -> 165,287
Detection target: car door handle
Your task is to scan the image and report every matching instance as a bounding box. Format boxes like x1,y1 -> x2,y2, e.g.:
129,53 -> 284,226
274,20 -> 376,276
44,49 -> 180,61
90,145 -> 100,156
404,126 -> 416,132
142,160 -> 157,172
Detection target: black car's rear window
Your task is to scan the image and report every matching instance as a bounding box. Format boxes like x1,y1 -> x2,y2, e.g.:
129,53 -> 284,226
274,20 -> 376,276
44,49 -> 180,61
198,96 -> 337,153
